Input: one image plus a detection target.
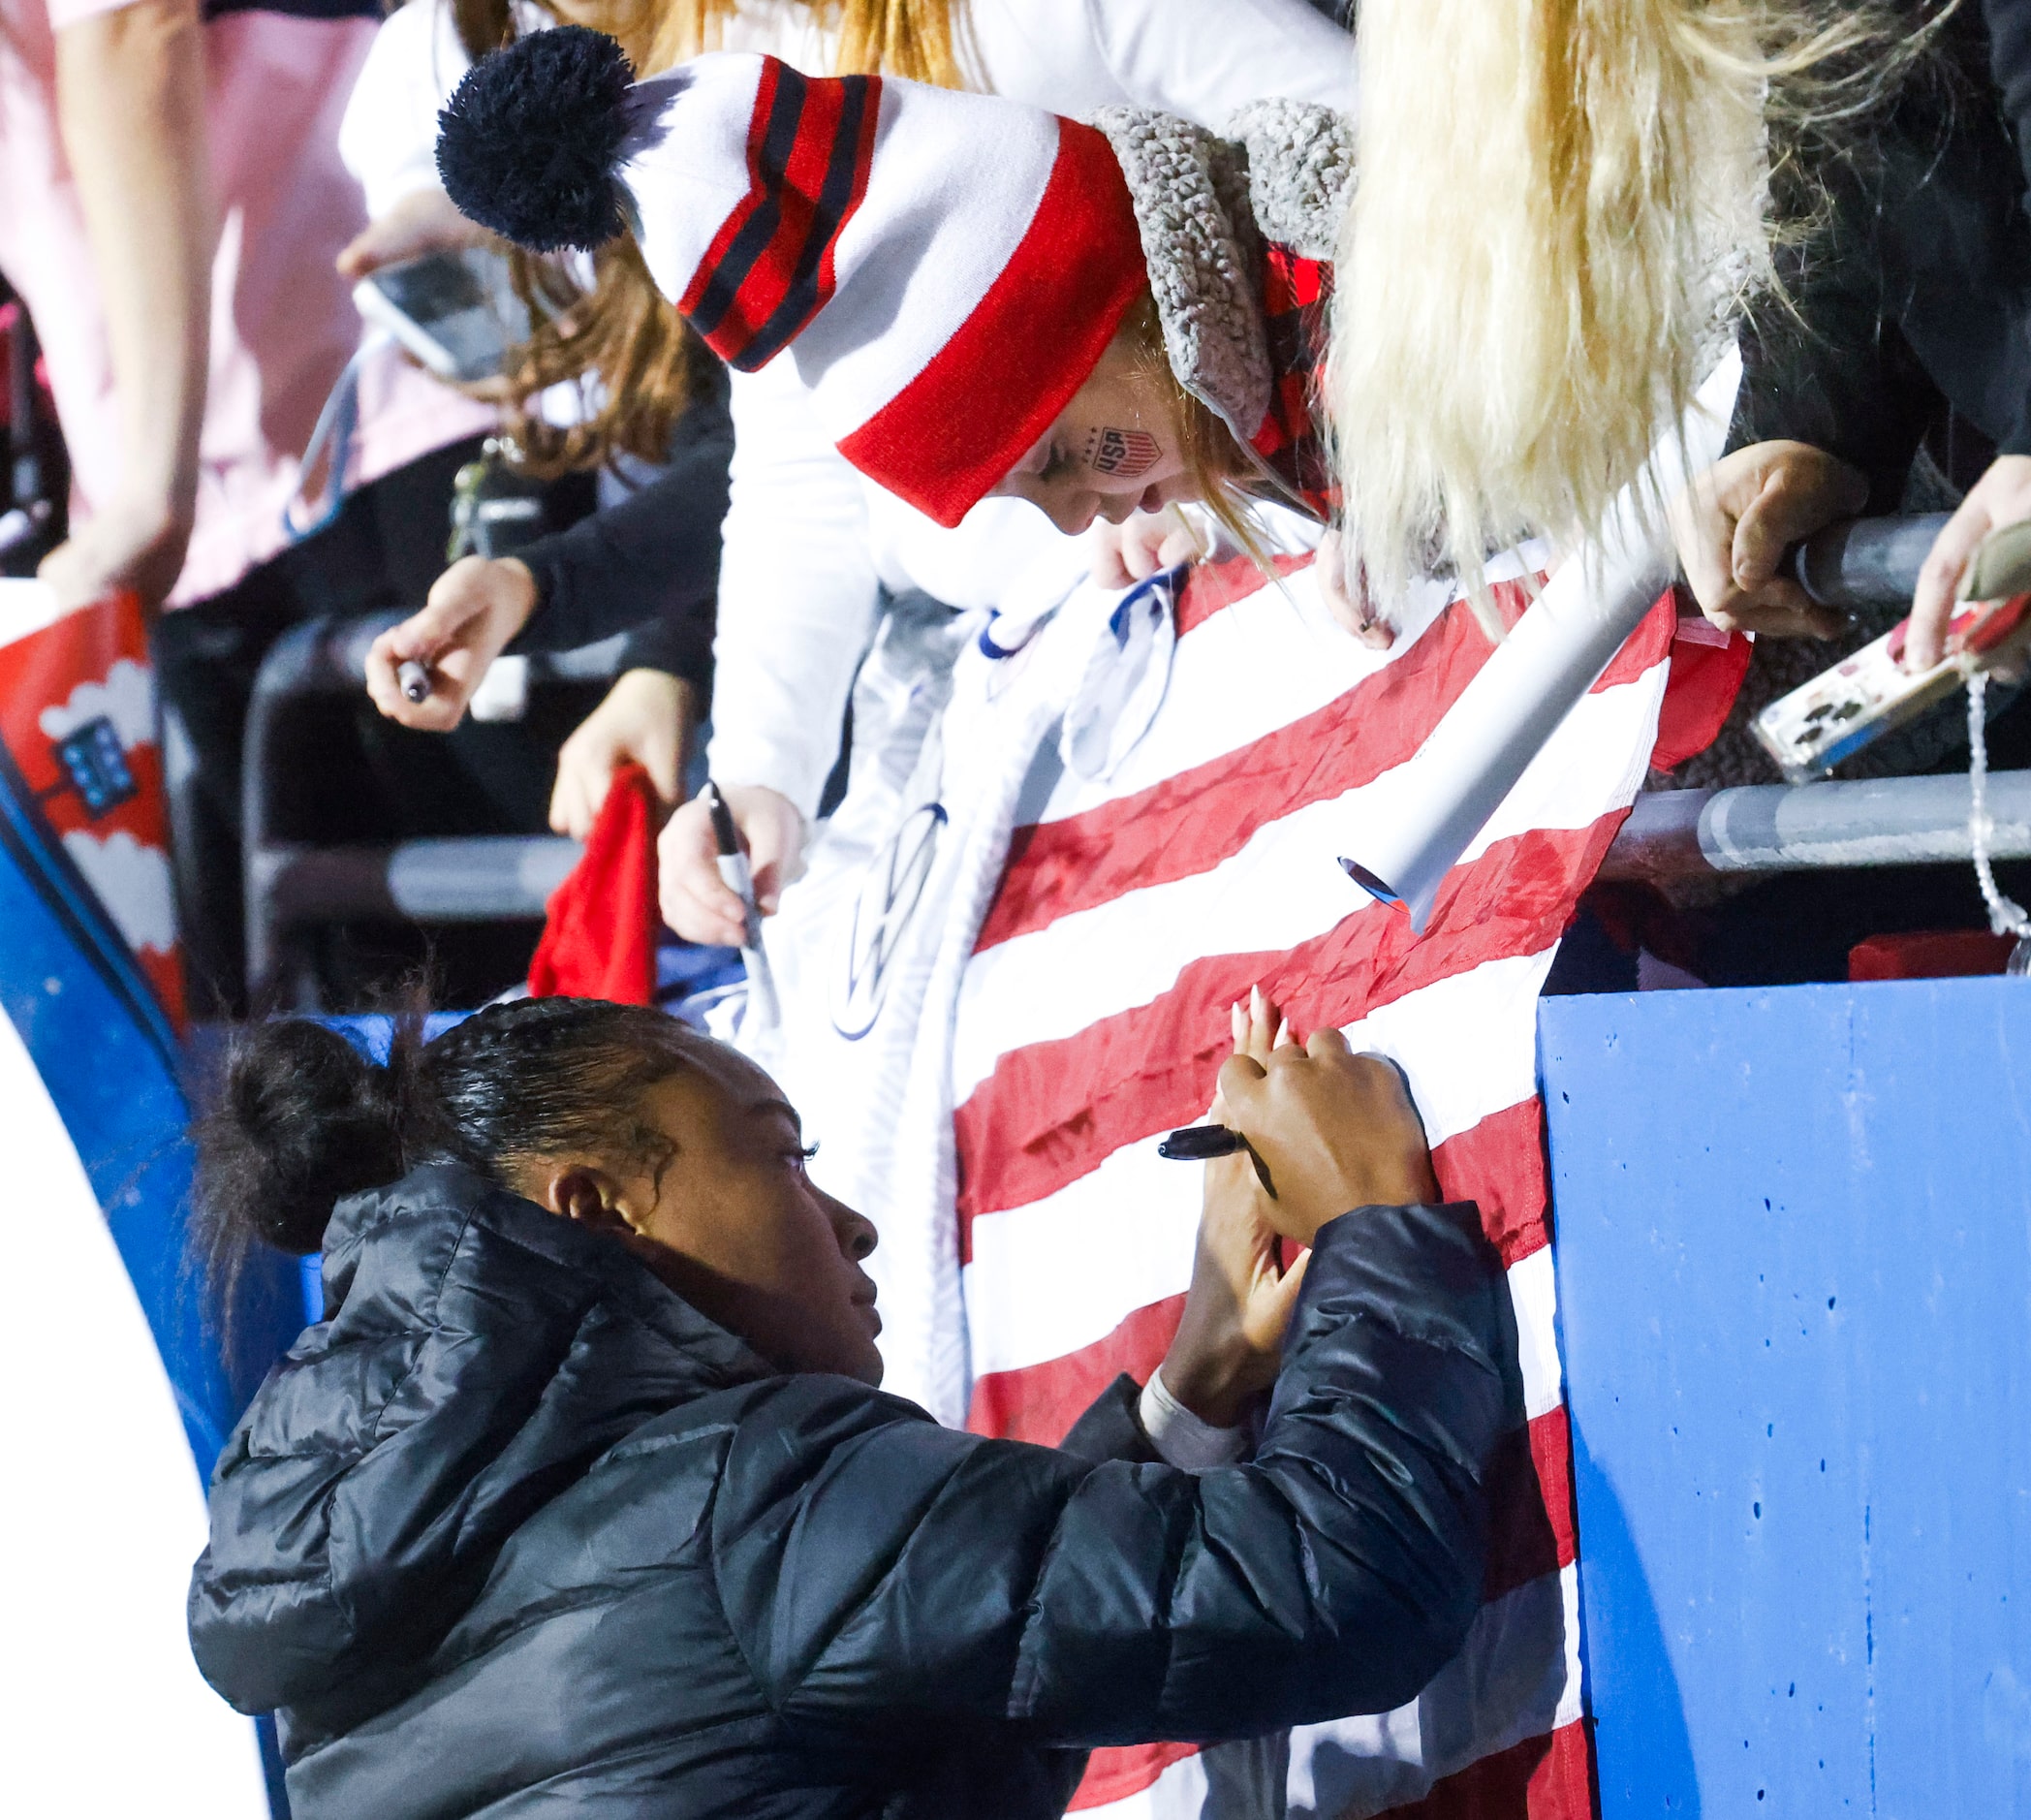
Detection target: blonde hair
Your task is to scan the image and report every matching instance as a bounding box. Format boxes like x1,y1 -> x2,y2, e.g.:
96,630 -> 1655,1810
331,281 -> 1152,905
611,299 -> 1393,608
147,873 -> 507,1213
455,1 -> 973,474
1328,0 -> 1933,631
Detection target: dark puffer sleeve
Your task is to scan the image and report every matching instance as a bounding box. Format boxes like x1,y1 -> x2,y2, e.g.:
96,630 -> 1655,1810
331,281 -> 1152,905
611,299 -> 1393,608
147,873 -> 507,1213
711,1200 -> 1518,1747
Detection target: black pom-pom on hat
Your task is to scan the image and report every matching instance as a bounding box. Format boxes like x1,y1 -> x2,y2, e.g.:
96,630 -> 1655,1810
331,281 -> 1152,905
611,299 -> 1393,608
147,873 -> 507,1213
437,25 -> 638,253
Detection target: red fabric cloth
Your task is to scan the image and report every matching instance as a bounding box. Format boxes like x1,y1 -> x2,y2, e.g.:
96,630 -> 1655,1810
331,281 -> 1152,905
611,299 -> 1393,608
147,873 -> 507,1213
1651,590 -> 1754,772
1849,930 -> 2018,981
527,763 -> 658,1004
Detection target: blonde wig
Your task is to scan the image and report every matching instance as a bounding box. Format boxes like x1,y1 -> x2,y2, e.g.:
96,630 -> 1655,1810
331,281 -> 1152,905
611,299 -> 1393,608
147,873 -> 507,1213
1328,0 -> 1929,630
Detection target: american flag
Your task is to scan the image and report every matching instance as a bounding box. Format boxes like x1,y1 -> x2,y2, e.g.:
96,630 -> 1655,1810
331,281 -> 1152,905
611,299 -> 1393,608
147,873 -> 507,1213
948,549 -> 1679,1817
0,584 -> 183,1023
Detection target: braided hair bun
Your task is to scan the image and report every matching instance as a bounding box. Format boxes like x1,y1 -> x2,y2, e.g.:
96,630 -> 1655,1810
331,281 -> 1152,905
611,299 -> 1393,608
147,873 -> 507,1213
194,998 -> 707,1282
195,1020 -> 408,1257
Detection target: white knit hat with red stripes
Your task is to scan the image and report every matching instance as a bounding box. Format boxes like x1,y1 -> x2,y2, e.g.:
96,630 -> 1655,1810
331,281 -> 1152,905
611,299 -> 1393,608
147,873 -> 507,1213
438,28 -> 1150,526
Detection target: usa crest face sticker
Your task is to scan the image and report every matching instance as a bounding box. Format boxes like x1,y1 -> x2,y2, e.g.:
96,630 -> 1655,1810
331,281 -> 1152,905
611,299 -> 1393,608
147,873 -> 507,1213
1085,424 -> 1162,479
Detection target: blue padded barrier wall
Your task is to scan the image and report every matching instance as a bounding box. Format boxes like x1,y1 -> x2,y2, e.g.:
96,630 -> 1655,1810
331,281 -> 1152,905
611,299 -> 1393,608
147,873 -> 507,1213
0,748 -> 302,1476
1,740 -> 299,1815
1542,980 -> 2031,1816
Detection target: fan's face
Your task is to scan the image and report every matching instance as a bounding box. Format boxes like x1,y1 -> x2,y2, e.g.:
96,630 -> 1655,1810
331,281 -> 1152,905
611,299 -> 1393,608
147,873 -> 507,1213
990,333 -> 1194,536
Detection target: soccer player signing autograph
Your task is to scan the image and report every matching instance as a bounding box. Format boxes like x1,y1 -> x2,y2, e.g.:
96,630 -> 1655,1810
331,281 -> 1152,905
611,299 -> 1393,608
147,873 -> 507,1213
189,991 -> 1517,1817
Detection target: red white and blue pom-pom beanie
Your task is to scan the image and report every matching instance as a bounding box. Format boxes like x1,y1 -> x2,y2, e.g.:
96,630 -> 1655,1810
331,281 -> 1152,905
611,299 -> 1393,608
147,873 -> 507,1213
438,26 -> 1149,527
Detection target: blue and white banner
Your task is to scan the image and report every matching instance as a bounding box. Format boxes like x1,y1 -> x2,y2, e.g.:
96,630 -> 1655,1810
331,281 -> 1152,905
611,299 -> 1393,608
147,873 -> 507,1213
0,580 -> 271,1814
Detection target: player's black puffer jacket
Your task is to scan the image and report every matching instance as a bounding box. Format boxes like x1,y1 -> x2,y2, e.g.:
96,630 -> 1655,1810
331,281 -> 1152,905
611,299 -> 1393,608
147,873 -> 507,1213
189,1163 -> 1518,1819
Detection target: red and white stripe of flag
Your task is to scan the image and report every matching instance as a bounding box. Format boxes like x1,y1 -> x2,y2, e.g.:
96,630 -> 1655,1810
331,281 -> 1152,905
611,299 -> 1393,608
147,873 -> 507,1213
952,550 -> 1676,1817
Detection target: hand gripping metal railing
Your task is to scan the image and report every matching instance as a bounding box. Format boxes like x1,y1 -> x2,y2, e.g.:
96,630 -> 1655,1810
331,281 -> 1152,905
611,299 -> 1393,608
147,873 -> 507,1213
1605,511 -> 2031,882
241,612 -> 624,1001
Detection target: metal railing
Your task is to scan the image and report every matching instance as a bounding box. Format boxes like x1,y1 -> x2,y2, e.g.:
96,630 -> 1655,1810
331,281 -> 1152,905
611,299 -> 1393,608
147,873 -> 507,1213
232,520 -> 2029,998
1605,511 -> 2031,881
1604,770 -> 2031,882
241,612 -> 623,1000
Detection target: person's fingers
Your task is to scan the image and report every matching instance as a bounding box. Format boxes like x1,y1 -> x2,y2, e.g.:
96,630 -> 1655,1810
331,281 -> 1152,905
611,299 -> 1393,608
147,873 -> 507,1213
1303,1024 -> 1353,1058
364,632 -> 468,729
1264,1246 -> 1311,1321
1316,549 -> 1395,648
1910,502 -> 1993,671
1244,985 -> 1278,1064
1707,580 -> 1848,642
548,748 -> 609,839
553,718 -> 624,838
639,731 -> 682,809
1729,490 -> 1789,592
548,773 -> 584,839
365,633 -> 456,727
575,766 -> 613,834
382,593 -> 478,664
334,214 -> 402,280
363,634 -> 404,716
1217,1051 -> 1270,1112
1156,515 -> 1206,570
663,877 -> 746,947
393,697 -> 468,733
658,807 -> 749,938
658,835 -> 748,944
746,829 -> 788,915
1731,453 -> 1867,591
334,231 -> 378,281
1227,993 -> 1267,1068
741,807 -> 801,915
1352,1051 -> 1438,1176
389,678 -> 472,732
1674,444 -> 1864,626
1107,519 -> 1160,582
1981,613 -> 2031,686
370,626 -> 483,717
1092,546 -> 1134,590
1669,486 -> 1740,623
1087,523 -> 1136,591
337,188 -> 486,280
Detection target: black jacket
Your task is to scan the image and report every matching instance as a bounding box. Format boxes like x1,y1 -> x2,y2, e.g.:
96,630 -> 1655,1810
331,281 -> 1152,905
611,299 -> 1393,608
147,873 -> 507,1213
507,375 -> 733,695
189,1165 -> 1517,1819
1734,5 -> 2031,501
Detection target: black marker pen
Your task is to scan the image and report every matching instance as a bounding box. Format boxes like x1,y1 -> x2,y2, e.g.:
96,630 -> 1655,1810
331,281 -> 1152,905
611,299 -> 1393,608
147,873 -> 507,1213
1157,1123 -> 1245,1161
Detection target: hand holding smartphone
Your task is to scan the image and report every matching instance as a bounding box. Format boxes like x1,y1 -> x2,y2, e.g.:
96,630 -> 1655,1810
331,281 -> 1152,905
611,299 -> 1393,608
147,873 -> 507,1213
352,247 -> 528,386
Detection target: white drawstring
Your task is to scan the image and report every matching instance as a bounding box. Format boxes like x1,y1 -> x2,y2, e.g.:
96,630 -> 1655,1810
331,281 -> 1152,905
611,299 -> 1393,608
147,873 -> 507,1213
1963,665 -> 2031,975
